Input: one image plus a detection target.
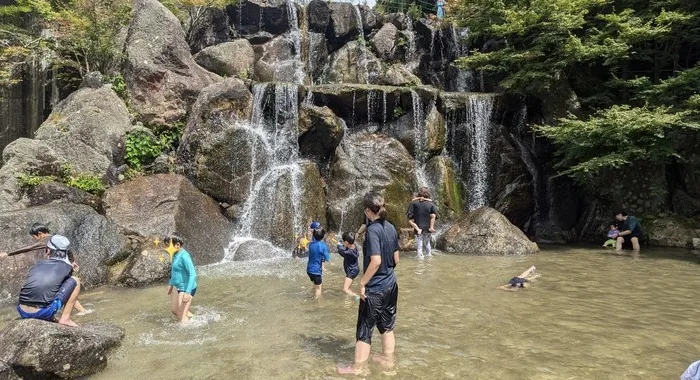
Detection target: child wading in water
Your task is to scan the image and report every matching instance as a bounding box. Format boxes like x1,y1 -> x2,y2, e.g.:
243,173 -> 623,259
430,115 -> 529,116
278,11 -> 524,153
499,266 -> 539,291
307,227 -> 331,298
602,222 -> 620,247
337,232 -> 360,300
165,234 -> 198,324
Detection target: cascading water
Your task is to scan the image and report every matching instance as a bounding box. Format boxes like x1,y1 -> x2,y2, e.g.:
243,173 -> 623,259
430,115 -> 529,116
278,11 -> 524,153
411,90 -> 430,188
353,5 -> 369,84
286,0 -> 305,84
404,16 -> 419,73
464,95 -> 494,210
226,83 -> 304,260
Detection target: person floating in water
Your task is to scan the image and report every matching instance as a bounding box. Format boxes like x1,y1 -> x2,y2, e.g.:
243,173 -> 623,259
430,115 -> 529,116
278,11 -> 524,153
499,266 -> 539,291
602,222 -> 620,247
166,234 -> 198,324
615,210 -> 642,252
337,232 -> 360,300
307,227 -> 331,298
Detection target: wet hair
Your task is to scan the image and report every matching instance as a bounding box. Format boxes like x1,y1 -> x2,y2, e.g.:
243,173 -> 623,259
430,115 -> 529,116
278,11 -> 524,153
615,210 -> 627,217
28,223 -> 50,236
312,228 -> 325,241
342,232 -> 356,244
363,191 -> 387,221
164,234 -> 184,246
417,187 -> 430,199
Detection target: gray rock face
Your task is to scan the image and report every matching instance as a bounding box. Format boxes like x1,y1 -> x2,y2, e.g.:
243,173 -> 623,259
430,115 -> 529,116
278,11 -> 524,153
194,40 -> 255,78
298,104 -> 345,162
118,249 -> 171,287
232,239 -> 287,260
673,189 -> 700,218
358,5 -> 378,32
123,0 -> 220,127
0,138 -> 64,212
0,204 -> 130,299
252,34 -> 302,83
645,215 -> 700,249
33,85 -> 131,175
328,2 -> 361,45
438,207 -> 540,255
0,319 -> 124,379
103,174 -> 233,265
307,32 -> 328,82
371,23 -> 399,61
327,133 -> 416,230
26,182 -> 102,213
425,156 -> 464,221
324,41 -> 382,84
382,101 -> 443,158
378,64 -> 422,86
228,0 -> 292,37
187,7 -> 230,53
383,13 -> 409,30
307,0 -> 330,33
177,78 -> 259,204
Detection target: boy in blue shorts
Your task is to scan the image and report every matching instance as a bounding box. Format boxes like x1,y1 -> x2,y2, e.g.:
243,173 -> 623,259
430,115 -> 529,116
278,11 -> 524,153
307,227 -> 331,298
337,232 -> 360,299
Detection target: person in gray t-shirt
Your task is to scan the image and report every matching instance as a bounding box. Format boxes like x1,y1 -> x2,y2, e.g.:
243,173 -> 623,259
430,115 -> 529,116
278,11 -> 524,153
407,187 -> 437,258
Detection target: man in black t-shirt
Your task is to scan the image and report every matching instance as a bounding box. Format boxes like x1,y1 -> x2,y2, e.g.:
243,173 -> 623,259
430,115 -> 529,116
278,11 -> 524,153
407,187 -> 437,258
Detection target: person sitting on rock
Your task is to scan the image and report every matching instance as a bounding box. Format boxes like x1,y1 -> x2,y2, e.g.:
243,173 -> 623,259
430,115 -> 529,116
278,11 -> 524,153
165,234 -> 198,324
602,222 -> 620,248
615,211 -> 642,252
16,256 -> 82,327
292,234 -> 310,258
499,266 -> 539,291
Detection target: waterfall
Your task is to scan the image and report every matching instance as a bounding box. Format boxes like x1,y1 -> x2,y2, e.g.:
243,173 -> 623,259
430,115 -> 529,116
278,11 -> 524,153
353,5 -> 369,84
404,17 -> 419,72
227,83 -> 303,259
465,95 -> 494,210
286,0 -> 305,84
411,90 -> 430,188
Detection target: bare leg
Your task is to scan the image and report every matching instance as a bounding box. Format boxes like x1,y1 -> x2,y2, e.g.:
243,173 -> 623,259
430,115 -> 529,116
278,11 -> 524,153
58,277 -> 80,327
424,234 -> 432,256
170,290 -> 181,318
381,331 -> 395,355
517,266 -> 536,279
631,237 -> 640,252
355,340 -> 371,364
343,278 -> 358,297
179,294 -> 192,324
616,236 -> 624,251
416,234 -> 424,258
313,284 -> 322,298
74,300 -> 86,313
498,284 -> 517,291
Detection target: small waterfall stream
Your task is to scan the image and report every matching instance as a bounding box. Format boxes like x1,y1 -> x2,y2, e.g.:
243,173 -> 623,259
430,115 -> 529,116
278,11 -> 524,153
465,95 -> 494,210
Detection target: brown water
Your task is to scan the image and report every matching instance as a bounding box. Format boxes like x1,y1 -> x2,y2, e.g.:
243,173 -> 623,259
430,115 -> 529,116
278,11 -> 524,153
2,245 -> 699,379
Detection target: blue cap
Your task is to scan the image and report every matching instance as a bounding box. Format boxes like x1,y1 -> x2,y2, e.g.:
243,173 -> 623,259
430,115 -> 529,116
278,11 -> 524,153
310,221 -> 321,230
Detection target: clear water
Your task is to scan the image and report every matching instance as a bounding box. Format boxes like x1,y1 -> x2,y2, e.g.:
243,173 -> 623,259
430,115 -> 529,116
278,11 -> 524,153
2,246 -> 699,379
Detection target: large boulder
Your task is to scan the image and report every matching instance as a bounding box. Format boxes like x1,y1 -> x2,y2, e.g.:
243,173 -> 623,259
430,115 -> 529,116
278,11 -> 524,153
177,78 -> 260,205
299,160 -> 328,230
382,101 -> 444,158
378,63 -> 422,86
194,40 -> 255,78
230,238 -> 288,260
672,189 -> 700,218
358,5 -> 378,33
117,248 -> 171,287
328,2 -> 361,46
438,207 -> 539,255
0,138 -> 64,213
324,41 -> 382,84
425,156 -> 464,220
382,13 -> 409,31
371,23 -> 399,61
252,34 -> 303,83
123,0 -> 220,127
644,215 -> 700,249
298,104 -> 345,162
327,133 -> 416,230
307,0 -> 330,33
0,204 -> 131,298
187,7 -> 230,53
26,182 -> 102,213
103,174 -> 233,264
0,319 -> 124,379
33,83 -> 131,175
227,0 -> 292,37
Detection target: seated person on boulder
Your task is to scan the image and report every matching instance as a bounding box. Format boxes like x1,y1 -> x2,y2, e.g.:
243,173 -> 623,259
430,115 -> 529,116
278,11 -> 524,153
615,211 -> 642,252
499,266 -> 539,291
16,244 -> 82,327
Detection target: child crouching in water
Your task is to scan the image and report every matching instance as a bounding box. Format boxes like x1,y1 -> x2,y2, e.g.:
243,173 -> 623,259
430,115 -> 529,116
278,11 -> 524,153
337,232 -> 360,300
602,222 -> 620,247
165,234 -> 198,324
307,227 -> 331,298
499,266 -> 539,291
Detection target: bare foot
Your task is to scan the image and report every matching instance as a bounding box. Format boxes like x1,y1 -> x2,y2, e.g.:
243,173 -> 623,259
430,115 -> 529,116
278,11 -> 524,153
187,311 -> 194,318
336,365 -> 367,375
58,318 -> 79,327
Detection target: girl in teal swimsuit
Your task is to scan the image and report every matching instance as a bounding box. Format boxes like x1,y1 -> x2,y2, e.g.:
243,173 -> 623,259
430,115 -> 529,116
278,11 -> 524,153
165,234 -> 198,324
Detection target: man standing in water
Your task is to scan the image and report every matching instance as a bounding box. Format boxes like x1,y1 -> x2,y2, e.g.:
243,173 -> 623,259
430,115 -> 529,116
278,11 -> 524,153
615,211 -> 642,252
407,187 -> 437,259
339,191 -> 400,375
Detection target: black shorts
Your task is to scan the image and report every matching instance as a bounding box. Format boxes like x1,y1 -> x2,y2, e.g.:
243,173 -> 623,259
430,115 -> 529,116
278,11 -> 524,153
345,270 -> 359,280
307,273 -> 322,285
622,233 -> 642,248
177,288 -> 197,297
356,282 -> 398,344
